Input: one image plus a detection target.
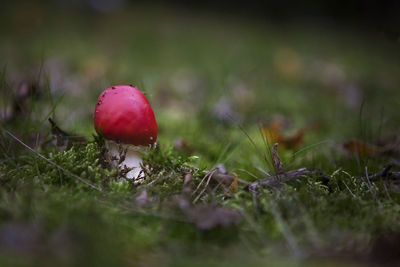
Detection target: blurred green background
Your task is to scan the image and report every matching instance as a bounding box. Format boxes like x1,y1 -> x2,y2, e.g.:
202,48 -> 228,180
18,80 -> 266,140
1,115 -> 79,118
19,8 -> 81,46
2,0 -> 400,172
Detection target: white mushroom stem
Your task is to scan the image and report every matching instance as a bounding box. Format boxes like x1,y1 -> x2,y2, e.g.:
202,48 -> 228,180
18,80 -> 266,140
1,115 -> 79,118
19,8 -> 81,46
106,140 -> 149,180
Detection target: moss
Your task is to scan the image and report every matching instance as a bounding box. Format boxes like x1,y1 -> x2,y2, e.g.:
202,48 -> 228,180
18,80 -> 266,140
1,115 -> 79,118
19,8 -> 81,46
141,144 -> 204,199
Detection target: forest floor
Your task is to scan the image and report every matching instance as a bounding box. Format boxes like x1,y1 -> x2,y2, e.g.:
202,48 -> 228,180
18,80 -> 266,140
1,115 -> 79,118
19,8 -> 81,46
1,2 -> 400,267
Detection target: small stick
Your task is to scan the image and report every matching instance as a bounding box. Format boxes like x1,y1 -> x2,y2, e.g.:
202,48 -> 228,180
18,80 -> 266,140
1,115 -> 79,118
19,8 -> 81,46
192,169 -> 213,196
193,169 -> 216,204
364,164 -> 400,181
247,168 -> 328,192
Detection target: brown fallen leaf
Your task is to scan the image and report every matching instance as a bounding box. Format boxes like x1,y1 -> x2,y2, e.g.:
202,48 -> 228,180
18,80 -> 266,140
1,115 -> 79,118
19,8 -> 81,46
343,139 -> 384,156
262,117 -> 304,150
263,117 -> 282,144
228,172 -> 239,194
342,135 -> 400,163
279,129 -> 304,150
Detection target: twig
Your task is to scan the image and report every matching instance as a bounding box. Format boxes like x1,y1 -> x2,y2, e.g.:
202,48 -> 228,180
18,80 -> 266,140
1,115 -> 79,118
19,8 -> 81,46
365,164 -> 400,181
271,143 -> 284,175
204,167 -> 327,193
4,129 -> 103,192
191,170 -> 212,196
246,168 -> 329,192
193,169 -> 215,204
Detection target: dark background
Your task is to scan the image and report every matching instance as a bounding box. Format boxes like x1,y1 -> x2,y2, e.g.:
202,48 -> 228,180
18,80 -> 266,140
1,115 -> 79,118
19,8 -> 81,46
172,0 -> 400,39
171,0 -> 400,25
3,0 -> 399,32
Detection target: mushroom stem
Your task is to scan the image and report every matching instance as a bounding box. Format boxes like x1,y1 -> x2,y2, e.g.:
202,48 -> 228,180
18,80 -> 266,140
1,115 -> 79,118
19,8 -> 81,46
106,140 -> 147,180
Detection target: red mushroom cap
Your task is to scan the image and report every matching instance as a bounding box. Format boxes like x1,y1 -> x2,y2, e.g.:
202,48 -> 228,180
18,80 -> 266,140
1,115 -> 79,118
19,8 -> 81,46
94,85 -> 157,146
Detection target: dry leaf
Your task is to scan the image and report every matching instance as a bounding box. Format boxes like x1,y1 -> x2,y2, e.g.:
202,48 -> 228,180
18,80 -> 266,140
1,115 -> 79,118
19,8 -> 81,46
262,117 -> 304,150
271,143 -> 284,174
343,137 -> 400,162
228,172 -> 239,194
343,139 -> 383,156
279,129 -> 304,150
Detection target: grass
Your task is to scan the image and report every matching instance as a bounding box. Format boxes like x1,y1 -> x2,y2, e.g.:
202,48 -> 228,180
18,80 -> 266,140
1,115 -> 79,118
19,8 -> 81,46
1,2 -> 400,266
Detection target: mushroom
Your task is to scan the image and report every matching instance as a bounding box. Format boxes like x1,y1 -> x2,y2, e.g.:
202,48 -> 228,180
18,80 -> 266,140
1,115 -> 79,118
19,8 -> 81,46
94,85 -> 157,180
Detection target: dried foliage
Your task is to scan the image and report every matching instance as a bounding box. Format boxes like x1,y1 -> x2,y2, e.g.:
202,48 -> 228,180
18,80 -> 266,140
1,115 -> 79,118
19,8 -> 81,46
262,117 -> 304,150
